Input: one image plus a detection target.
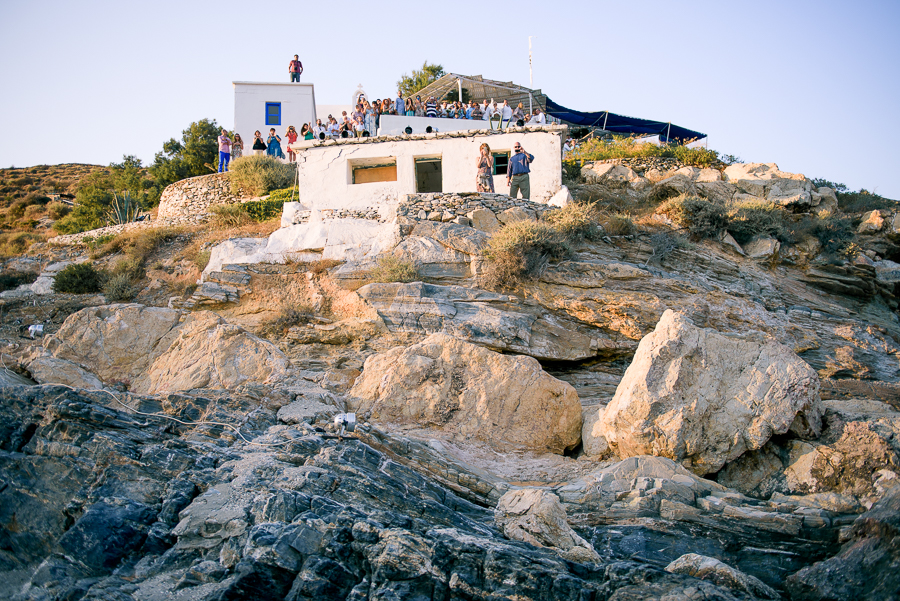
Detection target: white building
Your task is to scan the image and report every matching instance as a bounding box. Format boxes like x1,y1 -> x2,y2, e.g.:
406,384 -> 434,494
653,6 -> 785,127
287,125 -> 566,211
233,82 -> 316,142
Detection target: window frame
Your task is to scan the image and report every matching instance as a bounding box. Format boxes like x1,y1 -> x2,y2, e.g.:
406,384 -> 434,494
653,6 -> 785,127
492,151 -> 511,176
265,102 -> 282,126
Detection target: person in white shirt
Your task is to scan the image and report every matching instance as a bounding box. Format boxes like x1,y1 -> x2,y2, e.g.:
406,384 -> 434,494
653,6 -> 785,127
326,116 -> 340,137
529,108 -> 547,125
481,100 -> 491,121
500,100 -> 513,128
313,119 -> 326,139
354,117 -> 366,138
563,138 -> 574,153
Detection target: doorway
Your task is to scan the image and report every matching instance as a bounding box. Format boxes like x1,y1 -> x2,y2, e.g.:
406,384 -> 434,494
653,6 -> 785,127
415,157 -> 442,193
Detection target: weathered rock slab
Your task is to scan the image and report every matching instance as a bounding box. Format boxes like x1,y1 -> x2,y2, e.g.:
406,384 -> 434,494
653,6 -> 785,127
589,310 -> 823,474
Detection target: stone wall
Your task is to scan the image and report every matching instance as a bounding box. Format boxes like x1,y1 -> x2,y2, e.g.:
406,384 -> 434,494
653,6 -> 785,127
398,192 -> 554,223
157,173 -> 240,219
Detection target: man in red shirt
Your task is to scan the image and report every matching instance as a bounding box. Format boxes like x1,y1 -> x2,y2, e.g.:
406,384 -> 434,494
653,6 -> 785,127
289,55 -> 303,83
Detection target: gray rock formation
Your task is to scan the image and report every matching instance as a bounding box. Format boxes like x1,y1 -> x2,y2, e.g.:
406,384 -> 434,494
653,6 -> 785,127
589,310 -> 823,474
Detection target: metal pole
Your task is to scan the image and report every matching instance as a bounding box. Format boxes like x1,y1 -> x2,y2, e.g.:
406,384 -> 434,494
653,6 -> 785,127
666,122 -> 671,143
603,111 -> 608,130
457,78 -> 462,103
529,37 -> 533,87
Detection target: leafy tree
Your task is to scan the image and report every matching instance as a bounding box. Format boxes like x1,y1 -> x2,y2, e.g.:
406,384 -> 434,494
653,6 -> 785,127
444,87 -> 471,103
397,62 -> 445,98
149,118 -> 221,188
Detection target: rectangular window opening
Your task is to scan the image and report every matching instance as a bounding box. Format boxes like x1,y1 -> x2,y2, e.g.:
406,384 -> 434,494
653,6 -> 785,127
350,157 -> 397,184
265,102 -> 282,126
493,152 -> 510,176
415,157 -> 442,193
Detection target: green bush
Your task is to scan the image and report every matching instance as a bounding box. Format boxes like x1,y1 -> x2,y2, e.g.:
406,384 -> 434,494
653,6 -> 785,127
243,199 -> 284,222
266,187 -> 298,203
808,214 -> 856,257
194,250 -> 211,271
52,263 -> 103,294
103,273 -> 137,301
48,201 -> 71,220
367,256 -> 420,284
567,137 -> 727,169
658,195 -> 728,239
228,155 -> 296,197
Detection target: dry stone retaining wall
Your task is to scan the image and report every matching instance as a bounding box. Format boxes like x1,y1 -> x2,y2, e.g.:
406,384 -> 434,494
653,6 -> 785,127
157,173 -> 240,219
398,192 -> 554,223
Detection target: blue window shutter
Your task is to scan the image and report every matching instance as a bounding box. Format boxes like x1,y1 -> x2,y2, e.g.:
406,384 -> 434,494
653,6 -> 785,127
265,102 -> 281,126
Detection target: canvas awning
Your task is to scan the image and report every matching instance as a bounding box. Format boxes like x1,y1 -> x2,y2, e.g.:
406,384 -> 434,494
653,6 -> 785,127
413,73 -> 547,111
545,97 -> 706,143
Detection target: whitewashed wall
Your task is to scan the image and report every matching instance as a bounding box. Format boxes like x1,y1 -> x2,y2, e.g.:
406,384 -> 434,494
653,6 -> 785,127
233,82 -> 317,142
378,115 -> 491,136
288,127 -> 564,211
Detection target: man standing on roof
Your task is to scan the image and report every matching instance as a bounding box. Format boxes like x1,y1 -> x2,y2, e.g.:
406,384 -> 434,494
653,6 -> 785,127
500,100 -> 513,128
481,99 -> 491,121
507,141 -> 534,199
289,55 -> 303,82
395,92 -> 405,116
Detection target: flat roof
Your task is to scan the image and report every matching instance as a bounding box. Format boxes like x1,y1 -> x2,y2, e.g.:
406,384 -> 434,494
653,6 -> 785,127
289,124 -> 566,151
232,81 -> 315,87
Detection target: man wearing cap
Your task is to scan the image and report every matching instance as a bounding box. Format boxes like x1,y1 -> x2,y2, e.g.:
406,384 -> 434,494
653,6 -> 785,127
507,142 -> 534,199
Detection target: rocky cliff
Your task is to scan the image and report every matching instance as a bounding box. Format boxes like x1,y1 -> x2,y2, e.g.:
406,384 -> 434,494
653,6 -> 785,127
1,161 -> 900,600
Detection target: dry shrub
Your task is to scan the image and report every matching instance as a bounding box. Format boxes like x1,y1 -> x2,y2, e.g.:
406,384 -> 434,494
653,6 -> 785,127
96,227 -> 183,278
657,195 -> 727,239
228,155 -> 296,197
0,231 -> 44,258
601,213 -> 636,236
367,256 -> 419,284
309,258 -> 342,274
24,204 -> 45,220
482,220 -> 570,288
194,250 -> 211,271
48,201 -> 71,220
102,272 -> 137,301
543,201 -> 602,242
725,199 -> 791,244
210,203 -> 251,228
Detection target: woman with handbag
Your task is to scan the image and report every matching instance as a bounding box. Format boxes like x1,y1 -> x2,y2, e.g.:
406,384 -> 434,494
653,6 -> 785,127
252,131 -> 266,156
476,143 -> 494,193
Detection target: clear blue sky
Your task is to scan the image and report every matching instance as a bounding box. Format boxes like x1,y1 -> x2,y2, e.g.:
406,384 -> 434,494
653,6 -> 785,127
2,0 -> 898,197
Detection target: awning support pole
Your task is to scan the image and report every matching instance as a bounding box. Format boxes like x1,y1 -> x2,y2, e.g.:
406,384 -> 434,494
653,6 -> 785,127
666,122 -> 671,143
603,111 -> 608,130
457,78 -> 462,103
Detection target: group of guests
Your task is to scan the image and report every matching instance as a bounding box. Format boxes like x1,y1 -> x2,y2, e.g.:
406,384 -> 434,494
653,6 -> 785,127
359,92 -> 549,129
216,125 -> 315,171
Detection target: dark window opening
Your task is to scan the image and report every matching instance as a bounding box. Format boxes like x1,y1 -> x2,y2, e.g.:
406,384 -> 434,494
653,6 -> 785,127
493,152 -> 510,176
415,157 -> 442,193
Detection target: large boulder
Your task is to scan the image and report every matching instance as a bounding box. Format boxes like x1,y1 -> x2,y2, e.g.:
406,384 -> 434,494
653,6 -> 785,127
33,304 -> 293,395
722,163 -> 817,211
588,310 -> 823,474
348,333 -> 582,454
42,304 -> 185,384
494,489 -> 599,563
134,312 -> 292,395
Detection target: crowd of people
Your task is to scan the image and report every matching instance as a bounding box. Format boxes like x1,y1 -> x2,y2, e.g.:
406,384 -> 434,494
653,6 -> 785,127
210,56 -> 558,172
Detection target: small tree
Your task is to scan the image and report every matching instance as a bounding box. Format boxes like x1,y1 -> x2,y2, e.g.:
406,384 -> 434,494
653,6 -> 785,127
397,62 -> 445,98
149,118 -> 221,188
